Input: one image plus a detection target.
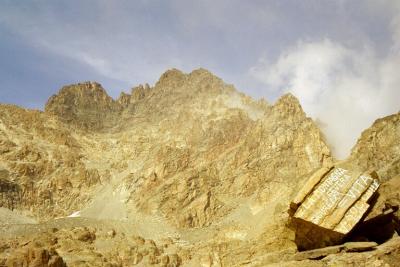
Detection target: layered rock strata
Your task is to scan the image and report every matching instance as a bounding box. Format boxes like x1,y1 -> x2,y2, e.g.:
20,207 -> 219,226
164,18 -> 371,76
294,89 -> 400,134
290,166 -> 379,250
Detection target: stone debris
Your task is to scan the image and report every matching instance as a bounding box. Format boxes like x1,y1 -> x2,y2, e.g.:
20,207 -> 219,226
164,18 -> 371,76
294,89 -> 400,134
290,165 -> 380,250
293,241 -> 378,260
0,227 -> 183,267
4,245 -> 66,267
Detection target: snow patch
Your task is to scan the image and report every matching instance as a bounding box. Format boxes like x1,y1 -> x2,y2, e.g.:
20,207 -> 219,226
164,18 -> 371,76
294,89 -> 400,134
68,210 -> 81,218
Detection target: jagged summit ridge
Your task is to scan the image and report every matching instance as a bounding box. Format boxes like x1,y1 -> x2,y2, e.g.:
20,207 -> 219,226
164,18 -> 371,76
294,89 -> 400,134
45,81 -> 114,108
44,68 -> 274,128
271,93 -> 306,119
155,68 -> 223,89
0,68 -> 330,224
45,81 -> 121,129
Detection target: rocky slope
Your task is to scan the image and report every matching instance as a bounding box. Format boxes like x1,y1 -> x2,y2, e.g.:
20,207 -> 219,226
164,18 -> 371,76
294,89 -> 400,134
347,112 -> 400,244
0,68 -> 398,266
348,112 -> 400,182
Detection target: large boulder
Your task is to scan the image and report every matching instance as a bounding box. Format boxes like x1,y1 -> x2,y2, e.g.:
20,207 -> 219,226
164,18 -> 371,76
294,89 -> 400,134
290,165 -> 379,250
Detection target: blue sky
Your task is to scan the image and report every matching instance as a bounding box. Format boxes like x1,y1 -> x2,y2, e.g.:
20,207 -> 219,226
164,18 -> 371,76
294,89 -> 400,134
0,0 -> 399,158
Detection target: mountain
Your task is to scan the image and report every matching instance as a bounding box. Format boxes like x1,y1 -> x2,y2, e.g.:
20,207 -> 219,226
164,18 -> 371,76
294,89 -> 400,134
348,112 -> 400,182
0,69 -> 398,266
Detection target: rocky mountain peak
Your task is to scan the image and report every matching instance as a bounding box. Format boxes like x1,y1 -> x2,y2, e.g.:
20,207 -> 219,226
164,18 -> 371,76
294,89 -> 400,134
45,81 -> 115,110
116,92 -> 130,107
156,67 -> 220,83
116,84 -> 152,108
155,68 -> 186,88
274,93 -> 303,111
188,68 -> 219,80
268,93 -> 306,122
45,82 -> 121,129
153,68 -> 230,95
349,112 -> 400,181
42,70 -> 310,132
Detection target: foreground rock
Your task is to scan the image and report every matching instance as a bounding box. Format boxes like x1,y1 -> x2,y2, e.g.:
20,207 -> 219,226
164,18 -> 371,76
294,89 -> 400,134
348,112 -> 400,242
293,241 -> 378,260
3,245 -> 66,267
290,165 -> 380,250
0,225 -> 182,267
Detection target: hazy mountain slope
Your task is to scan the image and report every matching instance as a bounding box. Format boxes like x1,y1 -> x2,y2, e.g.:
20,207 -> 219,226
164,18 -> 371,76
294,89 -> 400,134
0,104 -> 101,219
348,112 -> 400,182
346,112 -> 400,229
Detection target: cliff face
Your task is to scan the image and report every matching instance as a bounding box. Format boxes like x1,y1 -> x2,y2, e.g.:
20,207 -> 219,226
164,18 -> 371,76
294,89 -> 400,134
349,112 -> 400,182
0,68 -> 398,266
0,104 -> 101,219
347,112 -> 400,235
41,69 -> 331,230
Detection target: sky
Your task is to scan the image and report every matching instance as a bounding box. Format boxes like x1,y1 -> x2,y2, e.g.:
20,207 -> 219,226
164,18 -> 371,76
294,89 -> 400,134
0,0 -> 399,158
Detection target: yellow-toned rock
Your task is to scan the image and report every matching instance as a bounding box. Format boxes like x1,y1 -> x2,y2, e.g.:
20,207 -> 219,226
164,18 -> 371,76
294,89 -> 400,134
290,166 -> 379,250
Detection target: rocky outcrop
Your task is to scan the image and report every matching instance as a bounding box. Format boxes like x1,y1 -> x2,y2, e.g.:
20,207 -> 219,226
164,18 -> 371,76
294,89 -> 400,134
0,173 -> 22,211
45,82 -> 122,130
349,112 -> 400,182
290,113 -> 400,250
293,241 -> 378,260
117,84 -> 151,108
347,112 -> 400,244
3,245 -> 66,267
0,226 -> 182,267
0,104 -> 103,219
290,165 -> 380,250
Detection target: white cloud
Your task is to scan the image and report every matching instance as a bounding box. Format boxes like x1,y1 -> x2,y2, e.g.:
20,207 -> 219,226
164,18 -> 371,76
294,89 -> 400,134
250,37 -> 400,159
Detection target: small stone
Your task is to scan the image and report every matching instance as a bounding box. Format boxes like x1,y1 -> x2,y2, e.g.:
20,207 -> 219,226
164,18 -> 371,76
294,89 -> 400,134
107,229 -> 116,238
343,241 -> 378,252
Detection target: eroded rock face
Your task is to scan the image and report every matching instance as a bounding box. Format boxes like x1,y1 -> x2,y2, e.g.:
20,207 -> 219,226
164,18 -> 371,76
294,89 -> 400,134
4,245 -> 66,267
345,113 -> 400,245
350,115 -> 400,205
0,176 -> 21,211
293,241 -> 378,261
45,82 -> 122,130
0,226 -> 181,267
0,104 -> 103,219
349,112 -> 400,182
